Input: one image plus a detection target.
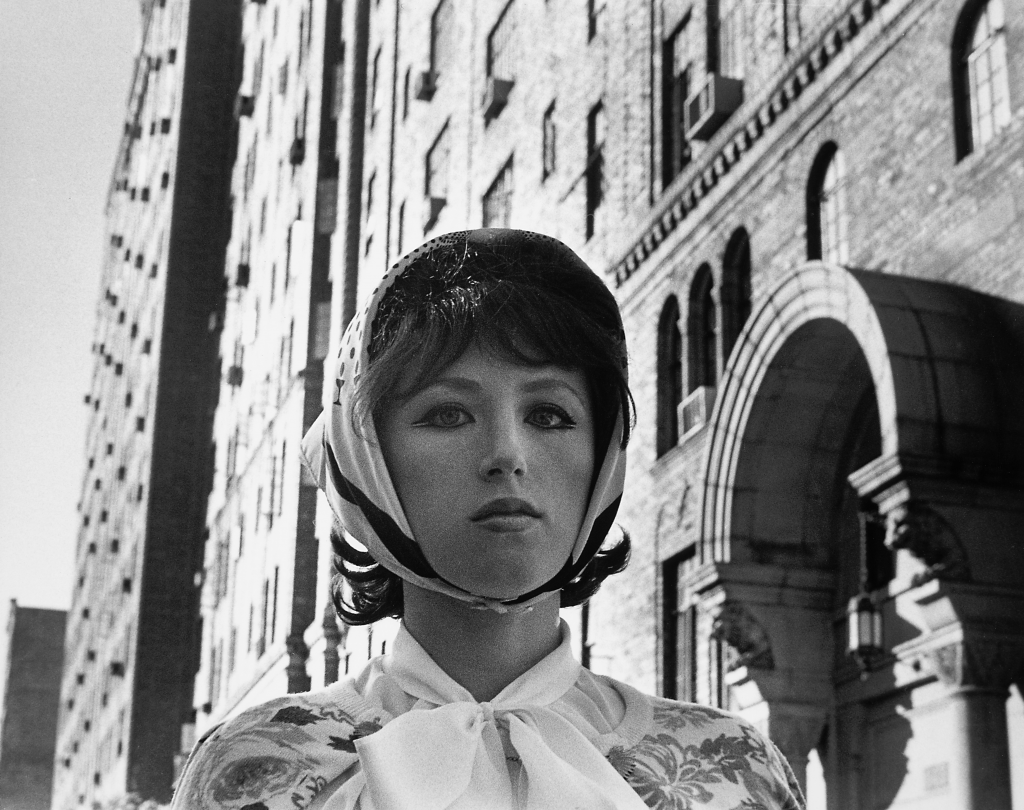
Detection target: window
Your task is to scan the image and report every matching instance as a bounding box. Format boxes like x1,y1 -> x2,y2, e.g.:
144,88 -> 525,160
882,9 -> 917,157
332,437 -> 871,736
663,17 -> 693,187
403,67 -> 410,119
662,550 -> 697,701
431,0 -> 455,76
483,157 -> 514,227
954,0 -> 1011,157
687,264 -> 717,391
717,0 -> 746,78
425,121 -> 451,203
781,0 -> 802,53
807,143 -> 849,264
585,101 -> 606,239
588,0 -> 605,41
254,41 -> 265,98
370,47 -> 381,128
366,171 -> 376,217
656,297 -> 683,456
720,228 -> 752,361
542,102 -> 557,180
487,1 -> 517,80
397,201 -> 406,255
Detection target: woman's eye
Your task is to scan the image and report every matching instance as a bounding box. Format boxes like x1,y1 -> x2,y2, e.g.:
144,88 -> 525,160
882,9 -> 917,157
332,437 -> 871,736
418,404 -> 472,428
527,405 -> 577,429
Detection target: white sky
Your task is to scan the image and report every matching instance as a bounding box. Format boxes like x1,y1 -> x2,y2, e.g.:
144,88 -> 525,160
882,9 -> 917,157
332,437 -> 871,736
0,0 -> 139,679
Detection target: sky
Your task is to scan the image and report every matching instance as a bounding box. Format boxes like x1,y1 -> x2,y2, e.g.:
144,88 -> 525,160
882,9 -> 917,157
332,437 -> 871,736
0,0 -> 139,680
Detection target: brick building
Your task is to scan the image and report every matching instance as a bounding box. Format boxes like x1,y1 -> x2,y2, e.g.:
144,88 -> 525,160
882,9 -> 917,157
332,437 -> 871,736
52,0 -> 240,806
0,602 -> 65,810
308,0 -> 1024,808
193,0 -> 345,734
68,0 -> 1024,806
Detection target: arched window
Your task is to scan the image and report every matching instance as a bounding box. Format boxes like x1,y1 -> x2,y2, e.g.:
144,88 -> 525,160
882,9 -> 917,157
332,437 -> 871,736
687,265 -> 717,392
807,143 -> 849,265
656,297 -> 683,456
953,0 -> 1011,158
720,228 -> 752,362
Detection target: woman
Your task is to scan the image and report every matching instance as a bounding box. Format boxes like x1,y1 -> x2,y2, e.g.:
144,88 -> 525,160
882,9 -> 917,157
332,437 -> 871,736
172,229 -> 804,809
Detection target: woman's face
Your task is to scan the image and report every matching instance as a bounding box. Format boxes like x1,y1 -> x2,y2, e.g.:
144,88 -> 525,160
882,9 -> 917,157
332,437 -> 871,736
377,343 -> 595,600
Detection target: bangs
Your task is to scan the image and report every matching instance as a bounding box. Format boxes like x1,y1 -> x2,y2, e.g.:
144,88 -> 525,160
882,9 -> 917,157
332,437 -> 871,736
352,236 -> 633,448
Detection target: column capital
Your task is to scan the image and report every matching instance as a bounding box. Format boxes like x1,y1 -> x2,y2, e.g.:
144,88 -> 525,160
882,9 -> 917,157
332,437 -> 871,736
893,580 -> 1024,690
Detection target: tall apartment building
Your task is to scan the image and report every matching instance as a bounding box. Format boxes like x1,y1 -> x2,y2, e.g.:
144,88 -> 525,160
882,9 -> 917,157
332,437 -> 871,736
315,0 -> 1024,808
192,0 -> 346,735
0,602 -> 65,810
52,1 -> 240,806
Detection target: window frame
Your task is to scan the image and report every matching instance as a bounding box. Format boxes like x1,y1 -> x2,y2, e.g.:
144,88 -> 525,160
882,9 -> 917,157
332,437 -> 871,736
952,0 -> 1012,159
656,296 -> 684,456
585,101 -> 606,239
425,121 -> 452,201
542,101 -> 557,181
687,264 -> 718,392
487,0 -> 518,80
482,156 -> 514,228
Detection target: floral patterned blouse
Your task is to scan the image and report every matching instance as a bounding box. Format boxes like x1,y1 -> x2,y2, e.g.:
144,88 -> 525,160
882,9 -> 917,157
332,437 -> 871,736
172,625 -> 804,810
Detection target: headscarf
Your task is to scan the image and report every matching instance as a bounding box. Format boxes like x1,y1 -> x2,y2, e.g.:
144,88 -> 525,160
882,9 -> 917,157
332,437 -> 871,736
300,229 -> 628,612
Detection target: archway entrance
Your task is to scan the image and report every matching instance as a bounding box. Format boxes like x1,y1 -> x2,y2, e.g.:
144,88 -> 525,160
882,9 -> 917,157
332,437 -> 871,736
686,262 -> 1024,809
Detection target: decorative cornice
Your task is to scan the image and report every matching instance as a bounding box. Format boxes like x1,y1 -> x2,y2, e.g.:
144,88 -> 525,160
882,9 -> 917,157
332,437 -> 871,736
611,0 -> 891,288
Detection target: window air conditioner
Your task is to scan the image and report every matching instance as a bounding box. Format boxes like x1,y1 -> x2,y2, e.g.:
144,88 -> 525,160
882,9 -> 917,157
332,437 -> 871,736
678,385 -> 717,439
235,263 -> 250,288
481,76 -> 514,121
415,70 -> 437,101
289,137 -> 306,166
423,196 -> 446,231
685,74 -> 743,141
227,365 -> 244,387
235,95 -> 255,118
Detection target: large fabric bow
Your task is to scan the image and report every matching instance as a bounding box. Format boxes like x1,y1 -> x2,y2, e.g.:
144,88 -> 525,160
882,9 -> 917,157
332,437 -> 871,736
323,625 -> 647,810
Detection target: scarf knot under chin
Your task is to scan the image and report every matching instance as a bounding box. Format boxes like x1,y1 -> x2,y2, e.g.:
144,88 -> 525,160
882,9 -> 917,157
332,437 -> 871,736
327,623 -> 647,810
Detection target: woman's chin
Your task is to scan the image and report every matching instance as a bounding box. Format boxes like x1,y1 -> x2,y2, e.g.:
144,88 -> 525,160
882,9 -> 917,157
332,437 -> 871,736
444,567 -> 552,603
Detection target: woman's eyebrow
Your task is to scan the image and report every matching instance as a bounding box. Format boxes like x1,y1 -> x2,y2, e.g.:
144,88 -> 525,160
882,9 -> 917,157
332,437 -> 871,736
403,376 -> 482,401
520,377 -> 589,408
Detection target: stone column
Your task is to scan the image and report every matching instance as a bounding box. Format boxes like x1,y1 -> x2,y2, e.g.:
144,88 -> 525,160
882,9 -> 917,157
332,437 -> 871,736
947,685 -> 1013,810
893,582 -> 1024,810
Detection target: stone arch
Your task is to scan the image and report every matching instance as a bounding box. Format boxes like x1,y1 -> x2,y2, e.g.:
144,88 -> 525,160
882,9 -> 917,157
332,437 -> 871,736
689,261 -> 1024,798
701,261 -> 1024,568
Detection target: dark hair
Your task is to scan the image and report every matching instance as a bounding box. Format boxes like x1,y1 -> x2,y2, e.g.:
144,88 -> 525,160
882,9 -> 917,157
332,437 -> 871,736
331,232 -> 634,625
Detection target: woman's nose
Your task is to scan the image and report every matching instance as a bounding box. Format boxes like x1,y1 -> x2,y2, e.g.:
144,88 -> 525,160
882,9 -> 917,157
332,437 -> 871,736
478,420 -> 528,479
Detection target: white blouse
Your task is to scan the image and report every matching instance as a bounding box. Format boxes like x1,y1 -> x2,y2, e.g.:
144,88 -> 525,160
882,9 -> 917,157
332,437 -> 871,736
317,619 -> 652,809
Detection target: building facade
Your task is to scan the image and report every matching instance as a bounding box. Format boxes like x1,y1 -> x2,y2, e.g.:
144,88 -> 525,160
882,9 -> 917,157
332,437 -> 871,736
193,0 -> 344,735
69,0 -> 1024,807
0,602 -> 65,810
310,0 -> 1024,808
53,1 -> 240,806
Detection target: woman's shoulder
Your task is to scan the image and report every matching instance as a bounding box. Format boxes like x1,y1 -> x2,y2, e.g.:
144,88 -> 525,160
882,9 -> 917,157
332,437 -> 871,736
170,680 -> 387,810
596,679 -> 806,810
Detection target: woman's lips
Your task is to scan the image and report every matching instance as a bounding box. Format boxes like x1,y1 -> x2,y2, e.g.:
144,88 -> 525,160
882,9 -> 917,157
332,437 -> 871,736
470,497 -> 542,532
472,513 -> 539,532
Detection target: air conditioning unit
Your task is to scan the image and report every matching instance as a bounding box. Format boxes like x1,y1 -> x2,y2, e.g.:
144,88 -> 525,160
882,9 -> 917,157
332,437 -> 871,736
234,94 -> 255,118
422,196 -> 446,230
678,385 -> 717,438
227,365 -> 244,387
235,262 -> 250,287
109,661 -> 126,677
414,69 -> 437,101
481,76 -> 514,121
289,136 -> 306,166
685,74 -> 744,141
